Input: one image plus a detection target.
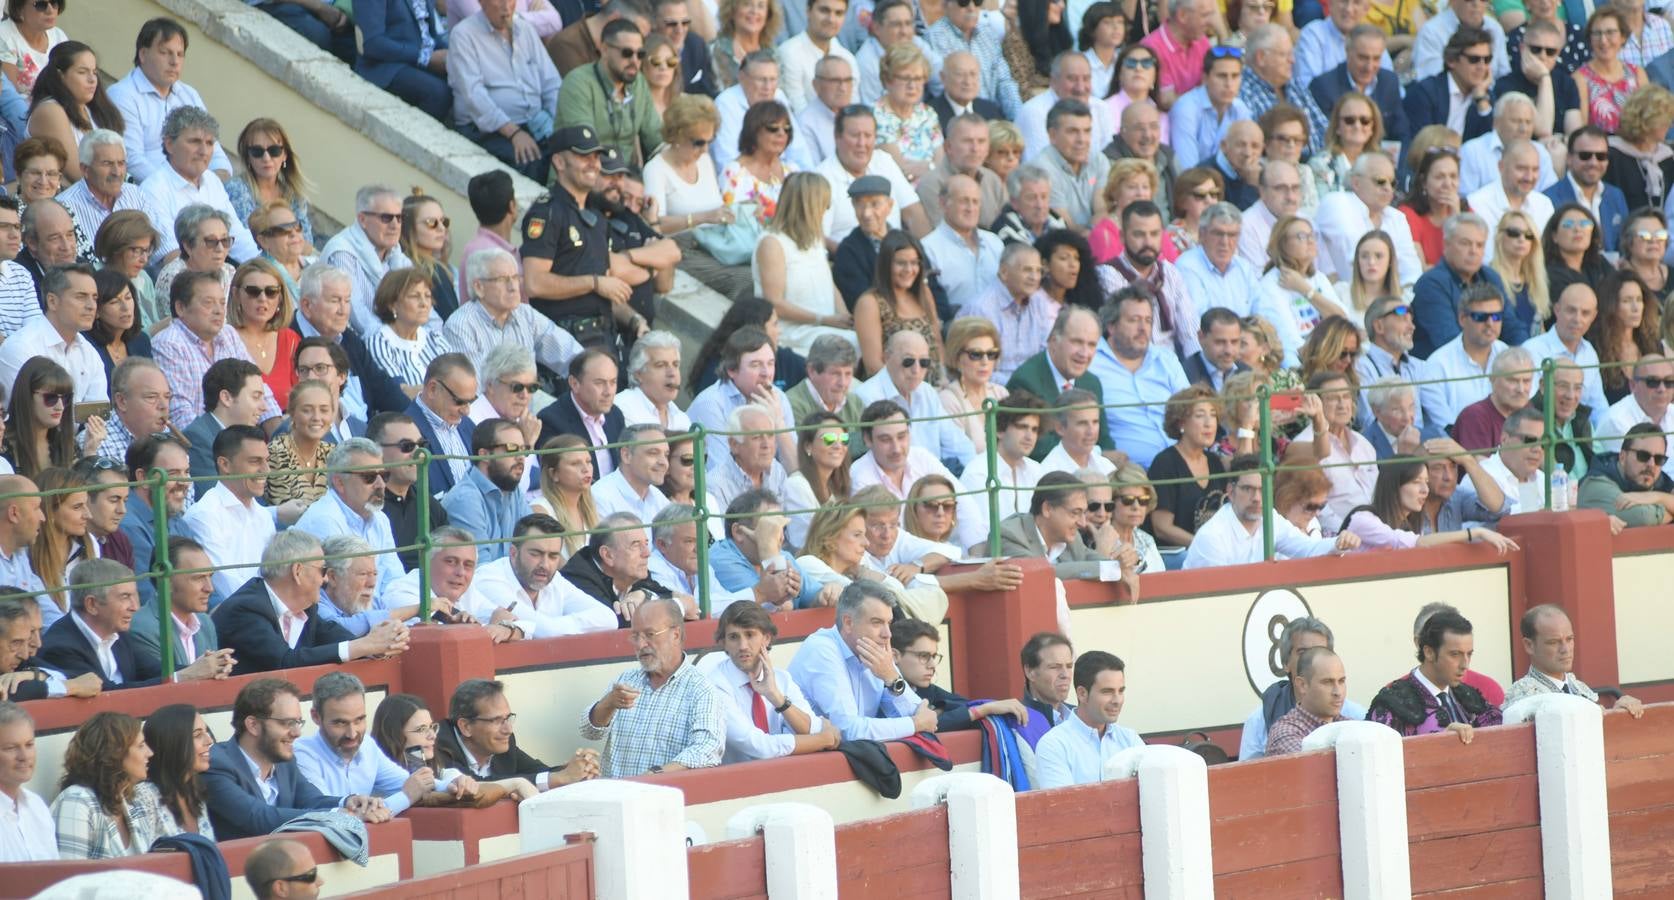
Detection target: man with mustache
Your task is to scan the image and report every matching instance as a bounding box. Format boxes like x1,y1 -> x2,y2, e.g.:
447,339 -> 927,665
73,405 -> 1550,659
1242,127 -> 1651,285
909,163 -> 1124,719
292,438 -> 406,593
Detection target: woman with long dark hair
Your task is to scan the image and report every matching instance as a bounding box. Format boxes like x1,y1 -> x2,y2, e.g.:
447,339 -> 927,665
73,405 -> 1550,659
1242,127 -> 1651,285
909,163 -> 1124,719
783,411 -> 852,549
30,466 -> 95,625
1398,146 -> 1464,268
372,693 -> 522,804
1340,460 -> 1519,552
687,296 -> 807,394
1035,229 -> 1111,311
3,357 -> 80,477
1589,269 -> 1662,404
51,711 -> 175,858
1543,203 -> 1613,310
25,41 -> 123,181
854,230 -> 943,381
142,703 -> 215,837
85,269 -> 151,383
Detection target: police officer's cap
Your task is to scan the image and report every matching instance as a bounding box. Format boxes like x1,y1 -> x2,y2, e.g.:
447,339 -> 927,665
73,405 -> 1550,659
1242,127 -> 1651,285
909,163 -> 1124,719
848,175 -> 892,199
599,147 -> 630,175
546,126 -> 606,157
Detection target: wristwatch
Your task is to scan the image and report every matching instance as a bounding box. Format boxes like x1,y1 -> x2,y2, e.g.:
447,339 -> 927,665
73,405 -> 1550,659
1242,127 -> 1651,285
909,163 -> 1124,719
886,677 -> 908,696
774,698 -> 793,713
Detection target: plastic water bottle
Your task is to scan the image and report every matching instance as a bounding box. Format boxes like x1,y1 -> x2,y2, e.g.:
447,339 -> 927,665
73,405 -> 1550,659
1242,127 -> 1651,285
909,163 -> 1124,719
1550,464 -> 1569,512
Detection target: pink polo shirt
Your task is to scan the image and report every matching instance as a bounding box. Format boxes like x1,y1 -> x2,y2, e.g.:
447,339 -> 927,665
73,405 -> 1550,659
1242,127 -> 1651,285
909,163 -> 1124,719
1139,24 -> 1211,100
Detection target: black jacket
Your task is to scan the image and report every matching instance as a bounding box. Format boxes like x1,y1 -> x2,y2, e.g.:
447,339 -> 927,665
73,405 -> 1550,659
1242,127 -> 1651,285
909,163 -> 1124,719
536,394 -> 624,480
929,94 -> 1003,133
1402,73 -> 1492,160
1532,391 -> 1596,476
558,546 -> 671,628
1308,63 -> 1411,144
383,483 -> 449,571
211,577 -> 358,675
433,719 -> 554,781
1182,352 -> 1248,389
920,683 -> 979,733
37,613 -> 164,689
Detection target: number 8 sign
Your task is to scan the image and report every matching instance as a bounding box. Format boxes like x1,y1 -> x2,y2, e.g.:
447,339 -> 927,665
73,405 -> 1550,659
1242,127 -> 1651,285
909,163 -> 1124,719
1241,588 -> 1314,697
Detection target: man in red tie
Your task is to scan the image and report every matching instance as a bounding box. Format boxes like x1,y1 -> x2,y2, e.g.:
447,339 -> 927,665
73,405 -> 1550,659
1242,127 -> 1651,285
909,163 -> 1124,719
697,602 -> 841,763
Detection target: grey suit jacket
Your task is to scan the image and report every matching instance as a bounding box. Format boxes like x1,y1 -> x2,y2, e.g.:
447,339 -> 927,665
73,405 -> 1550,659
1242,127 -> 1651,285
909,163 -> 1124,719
997,512 -> 1106,581
126,603 -> 219,671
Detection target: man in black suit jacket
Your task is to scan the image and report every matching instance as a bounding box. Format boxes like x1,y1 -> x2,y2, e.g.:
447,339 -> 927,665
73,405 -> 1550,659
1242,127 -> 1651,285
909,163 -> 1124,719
37,559 -> 229,689
204,678 -> 384,839
406,353 -> 481,496
1403,28 -> 1497,159
537,348 -> 625,479
434,678 -> 599,787
185,358 -> 267,499
293,266 -> 410,416
930,93 -> 1004,134
211,530 -> 409,676
0,597 -> 102,701
1308,27 -> 1412,144
1181,308 -> 1251,391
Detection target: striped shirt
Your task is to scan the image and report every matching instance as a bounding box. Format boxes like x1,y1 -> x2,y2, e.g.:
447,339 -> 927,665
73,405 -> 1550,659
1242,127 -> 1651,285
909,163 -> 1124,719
443,300 -> 580,374
365,323 -> 454,386
151,319 -> 281,430
0,260 -> 38,335
416,399 -> 470,486
57,180 -> 161,261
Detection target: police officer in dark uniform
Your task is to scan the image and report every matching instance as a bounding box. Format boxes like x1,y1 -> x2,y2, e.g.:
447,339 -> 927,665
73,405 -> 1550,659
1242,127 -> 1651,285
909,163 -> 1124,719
520,125 -> 630,358
596,147 -> 679,329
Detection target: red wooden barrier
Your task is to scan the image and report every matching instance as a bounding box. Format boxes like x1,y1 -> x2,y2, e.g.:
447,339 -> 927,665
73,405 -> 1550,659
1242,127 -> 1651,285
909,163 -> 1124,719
1605,704 -> 1674,896
1014,776 -> 1143,898
1403,724 -> 1542,896
1210,753 -> 1344,897
686,835 -> 769,900
337,838 -> 595,899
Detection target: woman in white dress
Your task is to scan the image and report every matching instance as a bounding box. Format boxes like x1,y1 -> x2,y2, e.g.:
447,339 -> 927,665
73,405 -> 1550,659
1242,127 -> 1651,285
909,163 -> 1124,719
752,171 -> 856,355
1257,214 -> 1348,366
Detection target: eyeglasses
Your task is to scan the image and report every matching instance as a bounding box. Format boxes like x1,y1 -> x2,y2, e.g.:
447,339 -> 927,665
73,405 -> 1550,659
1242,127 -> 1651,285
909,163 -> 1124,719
819,432 -> 849,446
1631,448 -> 1671,466
1121,56 -> 1157,69
1208,45 -> 1244,59
353,470 -> 387,485
1559,217 -> 1595,230
1465,310 -> 1503,323
1378,304 -> 1411,318
421,216 -> 452,230
1286,230 -> 1317,242
247,143 -> 286,159
1191,189 -> 1221,201
297,361 -> 338,378
1115,495 -> 1148,508
900,357 -> 934,369
762,123 -> 791,135
628,625 -> 675,644
907,650 -> 944,666
199,236 -> 234,250
241,284 -> 282,299
1509,432 -> 1544,446
647,57 -> 678,69
468,713 -> 518,729
489,442 -> 529,455
261,221 -> 303,238
1086,501 -> 1116,513
261,716 -> 307,731
1501,228 -> 1534,241
436,379 -> 477,408
1369,176 -> 1394,189
361,211 -> 400,224
1639,376 -> 1674,390
962,348 -> 1001,361
610,45 -> 645,60
1526,44 -> 1560,57
661,17 -> 692,27
918,499 -> 957,513
1337,348 -> 1360,362
1573,150 -> 1608,162
407,722 -> 441,736
379,437 -> 429,454
35,391 -> 69,408
500,379 -> 539,395
1636,229 -> 1671,242
1460,52 -> 1492,64
31,0 -> 62,12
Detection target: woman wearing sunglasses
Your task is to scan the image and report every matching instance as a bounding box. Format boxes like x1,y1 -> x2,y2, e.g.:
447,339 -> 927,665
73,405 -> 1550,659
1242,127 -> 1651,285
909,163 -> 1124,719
86,269 -> 152,385
265,379 -> 337,506
642,34 -> 684,121
1168,167 -> 1224,259
1271,447 -> 1330,538
938,317 -> 1009,448
0,0 -> 66,95
227,118 -> 314,249
645,95 -> 743,299
1310,93 -> 1383,200
1589,269 -> 1662,405
1104,44 -> 1171,144
904,473 -> 962,546
1488,208 -> 1550,343
1110,462 -> 1164,573
1619,208 -> 1674,306
400,192 -> 459,322
2,357 -> 80,478
250,200 -> 316,303
228,259 -> 300,409
784,411 -> 852,550
1542,202 -> 1612,310
154,205 -> 235,307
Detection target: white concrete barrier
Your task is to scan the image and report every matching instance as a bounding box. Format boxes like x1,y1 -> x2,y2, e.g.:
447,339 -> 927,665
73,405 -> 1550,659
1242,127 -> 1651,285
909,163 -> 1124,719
724,803 -> 839,900
1303,720 -> 1412,900
519,780 -> 689,900
1104,745 -> 1214,899
1503,692 -> 1613,899
910,772 -> 1020,900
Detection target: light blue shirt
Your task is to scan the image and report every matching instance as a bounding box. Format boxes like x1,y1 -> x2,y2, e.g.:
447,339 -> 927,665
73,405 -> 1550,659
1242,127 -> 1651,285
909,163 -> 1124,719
291,489 -> 406,594
706,450 -> 789,512
854,369 -> 976,466
1520,329 -> 1609,427
0,544 -> 50,626
919,223 -> 1004,317
1238,698 -> 1367,761
1419,336 -> 1507,427
710,539 -> 824,609
1034,712 -> 1145,789
292,730 -> 415,817
104,68 -> 235,184
1167,87 -> 1251,170
788,625 -> 921,740
439,467 -> 532,563
687,378 -> 798,471
1174,245 -> 1263,317
1087,338 -> 1189,469
446,12 -> 562,133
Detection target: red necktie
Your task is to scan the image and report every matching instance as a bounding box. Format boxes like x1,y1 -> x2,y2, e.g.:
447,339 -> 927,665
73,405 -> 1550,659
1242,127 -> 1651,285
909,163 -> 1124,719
751,690 -> 770,732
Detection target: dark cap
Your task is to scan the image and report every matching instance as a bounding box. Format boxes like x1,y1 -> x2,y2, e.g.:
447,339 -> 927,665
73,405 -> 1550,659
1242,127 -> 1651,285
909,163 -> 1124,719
848,175 -> 892,199
546,125 -> 605,156
599,147 -> 629,175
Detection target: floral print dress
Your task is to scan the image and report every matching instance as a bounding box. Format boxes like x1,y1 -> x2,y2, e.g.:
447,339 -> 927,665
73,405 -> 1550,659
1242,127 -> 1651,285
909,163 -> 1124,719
874,102 -> 943,167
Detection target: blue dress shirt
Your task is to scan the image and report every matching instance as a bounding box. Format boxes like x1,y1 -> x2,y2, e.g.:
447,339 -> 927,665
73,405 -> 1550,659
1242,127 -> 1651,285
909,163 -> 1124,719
439,467 -> 532,563
1173,244 -> 1264,317
292,730 -> 416,816
788,625 -> 921,740
710,539 -> 824,609
1088,338 -> 1190,469
291,489 -> 406,593
687,378 -> 798,469
1034,712 -> 1145,788
1168,87 -> 1252,170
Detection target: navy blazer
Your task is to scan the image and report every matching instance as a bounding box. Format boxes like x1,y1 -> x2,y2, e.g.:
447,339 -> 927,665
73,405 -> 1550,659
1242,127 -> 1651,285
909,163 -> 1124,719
1181,352 -> 1248,389
404,399 -> 476,496
353,0 -> 449,90
1363,425 -> 1397,461
1308,64 -> 1411,143
1402,74 -> 1492,161
37,613 -> 164,689
930,94 -> 1004,133
536,393 -> 623,479
289,321 -> 410,416
1545,178 -> 1629,253
203,738 -> 341,839
184,412 -> 222,500
211,576 -> 358,676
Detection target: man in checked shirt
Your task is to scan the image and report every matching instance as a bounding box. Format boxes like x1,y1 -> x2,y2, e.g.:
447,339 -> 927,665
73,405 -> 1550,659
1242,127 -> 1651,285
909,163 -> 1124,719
580,596 -> 724,777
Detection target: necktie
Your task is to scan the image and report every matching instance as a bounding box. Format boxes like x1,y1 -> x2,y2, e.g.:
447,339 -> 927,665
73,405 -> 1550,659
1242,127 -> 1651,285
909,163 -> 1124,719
751,690 -> 770,732
1562,682 -> 1575,695
1439,691 -> 1464,724
1062,380 -> 1074,392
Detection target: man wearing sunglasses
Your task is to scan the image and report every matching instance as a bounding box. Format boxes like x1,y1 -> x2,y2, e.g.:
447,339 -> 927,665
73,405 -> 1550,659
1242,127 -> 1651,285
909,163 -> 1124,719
245,838 -> 324,900
855,330 -> 977,470
1356,297 -> 1441,437
1599,355 -> 1674,475
1542,125 -> 1627,252
1493,20 -> 1581,142
1450,406 -> 1546,521
1579,422 -> 1674,527
1403,27 -> 1496,152
549,0 -> 652,77
291,438 -> 406,593
367,412 -> 450,571
440,418 -> 535,563
556,18 -> 663,167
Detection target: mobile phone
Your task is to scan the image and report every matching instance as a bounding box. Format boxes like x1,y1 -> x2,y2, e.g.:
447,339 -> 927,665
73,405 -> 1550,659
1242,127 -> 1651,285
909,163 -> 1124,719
74,401 -> 111,423
1269,392 -> 1302,413
403,747 -> 427,773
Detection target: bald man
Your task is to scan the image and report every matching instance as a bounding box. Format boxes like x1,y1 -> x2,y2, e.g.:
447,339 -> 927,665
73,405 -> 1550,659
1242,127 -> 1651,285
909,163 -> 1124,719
245,839 -> 322,900
855,331 -> 977,469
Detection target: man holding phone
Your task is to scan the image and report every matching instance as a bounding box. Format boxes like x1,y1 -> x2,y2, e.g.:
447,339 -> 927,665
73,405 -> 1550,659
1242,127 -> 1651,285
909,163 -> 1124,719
699,601 -> 839,763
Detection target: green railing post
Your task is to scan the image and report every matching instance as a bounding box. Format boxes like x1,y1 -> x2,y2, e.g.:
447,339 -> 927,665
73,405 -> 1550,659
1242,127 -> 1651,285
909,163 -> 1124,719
983,398 -> 1001,559
149,467 -> 174,676
415,449 -> 433,622
1258,385 -> 1275,562
1540,358 -> 1556,510
692,425 -> 710,618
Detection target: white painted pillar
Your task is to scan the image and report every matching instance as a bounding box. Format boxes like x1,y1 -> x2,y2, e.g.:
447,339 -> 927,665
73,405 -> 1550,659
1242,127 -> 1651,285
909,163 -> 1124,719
1503,692 -> 1613,899
910,772 -> 1021,900
724,803 -> 839,900
519,779 -> 689,900
1104,745 -> 1215,900
1302,720 -> 1412,900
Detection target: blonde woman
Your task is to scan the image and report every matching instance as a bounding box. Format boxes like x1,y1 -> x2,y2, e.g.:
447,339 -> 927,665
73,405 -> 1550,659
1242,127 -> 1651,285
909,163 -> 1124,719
1089,157 -> 1163,264
985,120 -> 1025,186
1111,462 -> 1164,577
752,171 -> 852,355
1309,93 -> 1383,196
874,43 -> 942,183
1214,368 -> 1299,460
797,500 -> 948,623
1489,208 -> 1550,341
1333,230 -> 1403,315
939,317 -> 1009,448
265,380 -> 337,506
400,193 -> 459,320
227,259 -> 300,409
710,0 -> 781,89
1237,315 -> 1286,379
532,434 -> 599,562
29,466 -> 94,623
642,33 -> 684,119
1258,215 -> 1346,365
1606,84 -> 1674,211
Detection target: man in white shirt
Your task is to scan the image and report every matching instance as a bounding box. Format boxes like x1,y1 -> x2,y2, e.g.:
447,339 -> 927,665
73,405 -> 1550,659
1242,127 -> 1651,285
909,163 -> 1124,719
0,263 -> 108,403
592,423 -> 671,522
1184,457 -> 1360,569
793,55 -> 855,167
1452,407 -> 1546,521
1467,140 -> 1554,262
616,330 -> 691,432
855,330 -> 976,468
381,527 -> 525,642
1034,650 -> 1144,788
0,702 -> 55,861
778,0 -> 857,111
960,391 -> 1048,521
1421,283 -> 1509,426
1235,160 -> 1300,269
1315,152 -> 1423,286
180,425 -> 301,601
850,399 -> 983,550
1457,93 -> 1558,196
138,106 -> 259,262
472,514 -> 621,637
105,18 -> 234,184
1599,356 -> 1674,475
1018,51 -> 1114,162
713,52 -> 793,171
701,600 -> 838,763
1522,282 -> 1610,419
919,174 -> 1004,313
1040,388 -> 1118,477
816,106 -> 930,243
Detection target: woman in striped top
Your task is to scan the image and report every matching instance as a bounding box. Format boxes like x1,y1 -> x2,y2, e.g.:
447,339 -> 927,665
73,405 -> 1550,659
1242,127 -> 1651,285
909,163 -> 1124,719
365,267 -> 454,389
